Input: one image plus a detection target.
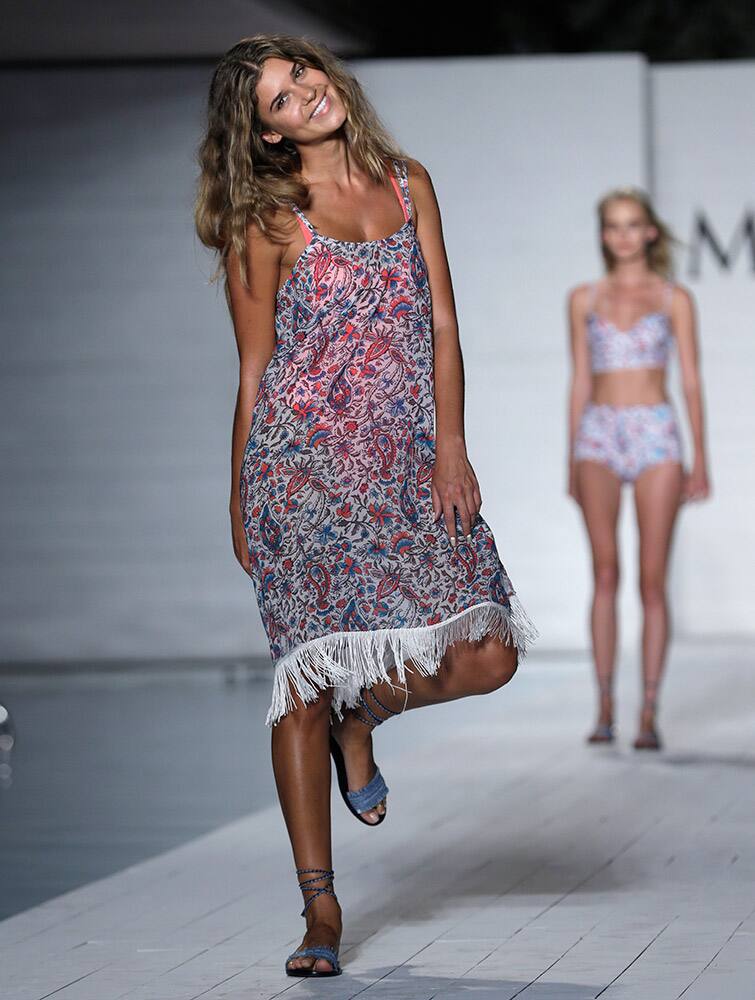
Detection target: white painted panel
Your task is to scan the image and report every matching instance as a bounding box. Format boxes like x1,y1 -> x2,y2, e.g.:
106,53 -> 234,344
651,62 -> 755,637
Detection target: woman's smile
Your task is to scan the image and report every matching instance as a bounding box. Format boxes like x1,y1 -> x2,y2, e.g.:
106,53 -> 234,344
310,91 -> 330,119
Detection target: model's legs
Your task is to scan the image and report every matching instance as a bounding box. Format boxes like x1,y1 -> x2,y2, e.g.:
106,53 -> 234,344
272,692 -> 340,974
574,459 -> 622,734
331,629 -> 520,818
633,459 -> 683,741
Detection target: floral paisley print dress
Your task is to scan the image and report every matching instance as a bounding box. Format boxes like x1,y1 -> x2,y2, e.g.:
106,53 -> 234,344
240,158 -> 536,726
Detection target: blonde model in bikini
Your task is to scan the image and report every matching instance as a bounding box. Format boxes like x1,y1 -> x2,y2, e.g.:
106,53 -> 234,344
567,187 -> 710,750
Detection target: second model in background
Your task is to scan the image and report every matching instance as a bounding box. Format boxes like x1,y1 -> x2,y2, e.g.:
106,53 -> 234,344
567,187 -> 711,751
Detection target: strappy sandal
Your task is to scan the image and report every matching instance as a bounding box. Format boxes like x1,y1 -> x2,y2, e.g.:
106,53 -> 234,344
587,722 -> 615,744
330,687 -> 400,826
285,868 -> 342,978
587,681 -> 614,744
633,727 -> 662,750
633,686 -> 662,750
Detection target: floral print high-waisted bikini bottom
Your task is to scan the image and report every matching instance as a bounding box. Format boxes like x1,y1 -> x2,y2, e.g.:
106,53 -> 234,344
573,402 -> 683,483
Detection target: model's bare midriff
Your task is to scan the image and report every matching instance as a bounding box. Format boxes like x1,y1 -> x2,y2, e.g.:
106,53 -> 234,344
590,368 -> 668,406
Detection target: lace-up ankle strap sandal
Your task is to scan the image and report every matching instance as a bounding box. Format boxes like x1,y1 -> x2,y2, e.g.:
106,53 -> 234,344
353,687 -> 403,728
330,686 -> 401,826
634,687 -> 662,750
285,868 -> 342,978
587,681 -> 615,743
633,727 -> 661,750
587,722 -> 615,744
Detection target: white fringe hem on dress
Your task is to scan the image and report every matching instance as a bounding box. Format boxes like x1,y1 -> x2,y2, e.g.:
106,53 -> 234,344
265,596 -> 538,727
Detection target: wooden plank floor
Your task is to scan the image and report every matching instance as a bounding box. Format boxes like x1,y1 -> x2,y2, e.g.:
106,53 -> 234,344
2,641 -> 754,999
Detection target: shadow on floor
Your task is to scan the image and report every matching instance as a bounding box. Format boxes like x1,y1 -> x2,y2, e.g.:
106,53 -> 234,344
656,751 -> 755,769
259,965 -> 599,999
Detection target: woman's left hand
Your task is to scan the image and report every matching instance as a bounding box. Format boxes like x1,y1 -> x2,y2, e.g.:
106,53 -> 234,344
431,438 -> 482,546
682,459 -> 711,502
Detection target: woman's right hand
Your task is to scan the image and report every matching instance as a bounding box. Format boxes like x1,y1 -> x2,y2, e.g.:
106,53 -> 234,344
230,497 -> 254,577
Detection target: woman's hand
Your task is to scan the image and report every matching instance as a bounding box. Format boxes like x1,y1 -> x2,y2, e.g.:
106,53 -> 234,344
431,438 -> 482,546
229,495 -> 254,577
682,458 -> 711,503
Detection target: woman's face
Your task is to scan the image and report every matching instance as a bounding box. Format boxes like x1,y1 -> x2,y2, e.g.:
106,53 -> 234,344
601,197 -> 658,264
255,57 -> 346,145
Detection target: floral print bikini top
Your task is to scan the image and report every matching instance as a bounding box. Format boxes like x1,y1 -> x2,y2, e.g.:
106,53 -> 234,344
587,279 -> 674,373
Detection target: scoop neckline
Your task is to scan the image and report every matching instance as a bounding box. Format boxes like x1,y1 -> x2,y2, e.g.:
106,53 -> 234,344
305,216 -> 414,248
275,218 -> 413,301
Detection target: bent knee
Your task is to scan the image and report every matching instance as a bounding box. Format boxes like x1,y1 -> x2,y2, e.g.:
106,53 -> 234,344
479,643 -> 519,693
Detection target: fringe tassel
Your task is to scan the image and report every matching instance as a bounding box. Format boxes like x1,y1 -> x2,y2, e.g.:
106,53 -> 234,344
265,597 -> 538,727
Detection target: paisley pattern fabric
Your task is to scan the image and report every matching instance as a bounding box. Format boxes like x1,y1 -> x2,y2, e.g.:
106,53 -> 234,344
574,402 -> 683,482
587,280 -> 674,373
240,158 -> 536,726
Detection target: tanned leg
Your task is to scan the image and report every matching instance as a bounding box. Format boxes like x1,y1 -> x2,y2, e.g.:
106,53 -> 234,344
575,459 -> 623,737
272,692 -> 340,974
633,460 -> 683,745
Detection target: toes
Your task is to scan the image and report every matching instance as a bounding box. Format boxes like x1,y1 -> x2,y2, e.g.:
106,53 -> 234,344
288,956 -> 315,972
362,798 -> 387,823
314,958 -> 334,973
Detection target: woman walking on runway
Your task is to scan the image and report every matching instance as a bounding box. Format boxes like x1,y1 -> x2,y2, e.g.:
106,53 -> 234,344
567,187 -> 710,751
196,35 -> 536,977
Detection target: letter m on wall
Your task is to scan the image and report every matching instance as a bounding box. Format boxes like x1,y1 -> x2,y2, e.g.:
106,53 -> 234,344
689,211 -> 755,278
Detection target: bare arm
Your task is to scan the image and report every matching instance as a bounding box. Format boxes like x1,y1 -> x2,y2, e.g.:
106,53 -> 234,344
567,284 -> 593,501
408,157 -> 481,546
226,221 -> 283,574
670,284 -> 711,501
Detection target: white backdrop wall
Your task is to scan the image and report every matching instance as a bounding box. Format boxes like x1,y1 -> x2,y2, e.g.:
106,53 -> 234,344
0,67 -> 245,660
0,55 -> 750,663
651,63 -> 755,638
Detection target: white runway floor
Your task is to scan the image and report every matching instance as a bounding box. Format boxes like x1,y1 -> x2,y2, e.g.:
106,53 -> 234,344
2,641 -> 754,1000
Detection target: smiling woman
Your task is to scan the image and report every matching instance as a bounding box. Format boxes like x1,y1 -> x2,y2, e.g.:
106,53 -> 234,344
195,37 -> 411,288
194,33 -> 536,979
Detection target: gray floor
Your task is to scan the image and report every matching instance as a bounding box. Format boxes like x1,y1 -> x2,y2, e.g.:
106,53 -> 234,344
1,642 -> 754,999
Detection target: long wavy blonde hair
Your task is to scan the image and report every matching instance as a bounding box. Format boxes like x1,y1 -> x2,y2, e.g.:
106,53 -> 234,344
195,34 -> 408,291
597,186 -> 678,278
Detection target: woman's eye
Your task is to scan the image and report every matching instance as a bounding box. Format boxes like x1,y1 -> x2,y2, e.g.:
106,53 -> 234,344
277,66 -> 305,108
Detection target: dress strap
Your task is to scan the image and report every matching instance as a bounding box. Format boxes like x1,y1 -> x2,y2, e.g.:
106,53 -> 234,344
291,203 -> 315,245
389,158 -> 412,224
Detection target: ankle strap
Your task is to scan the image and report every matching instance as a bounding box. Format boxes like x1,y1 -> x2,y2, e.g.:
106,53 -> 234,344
642,683 -> 659,709
354,687 -> 402,728
295,868 -> 336,917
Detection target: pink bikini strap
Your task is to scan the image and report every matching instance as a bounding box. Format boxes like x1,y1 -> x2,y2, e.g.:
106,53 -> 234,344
291,204 -> 315,245
389,158 -> 412,223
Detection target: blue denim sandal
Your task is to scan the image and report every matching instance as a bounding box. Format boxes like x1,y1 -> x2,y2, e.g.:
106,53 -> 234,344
285,868 -> 342,977
329,688 -> 400,826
